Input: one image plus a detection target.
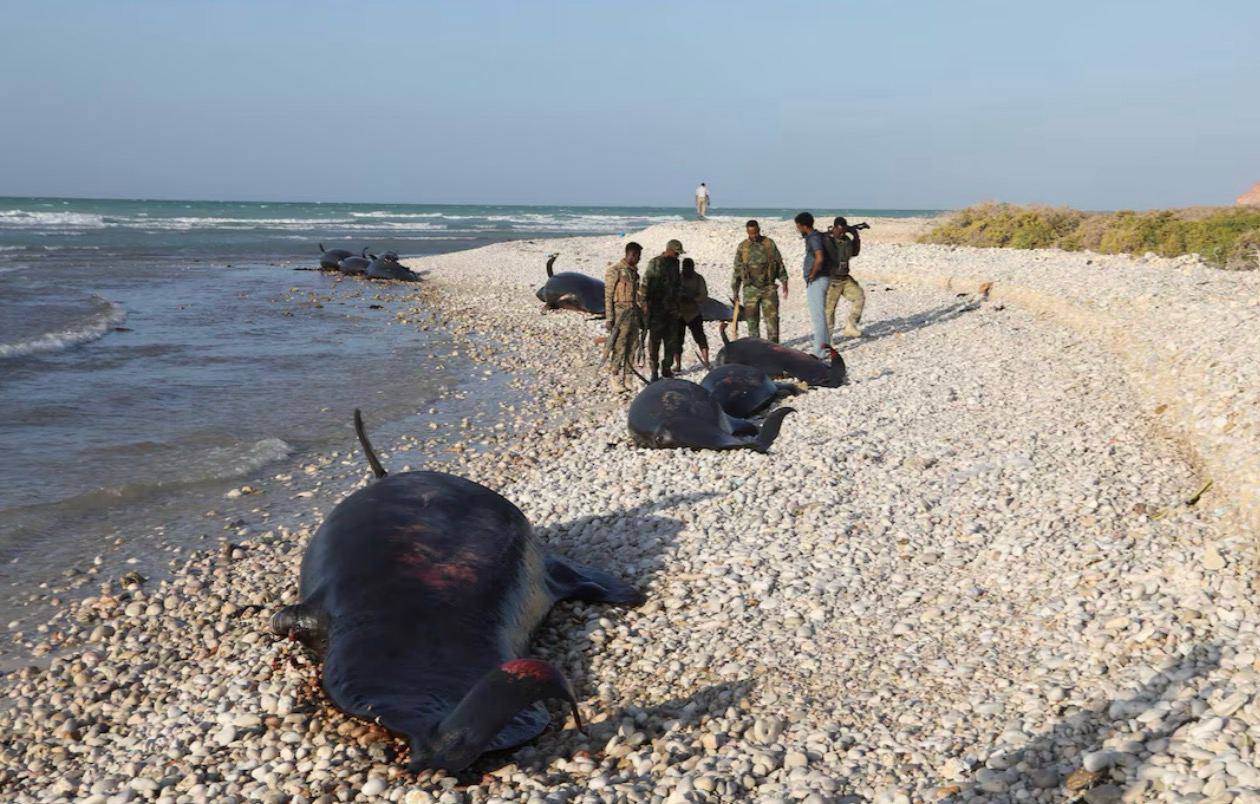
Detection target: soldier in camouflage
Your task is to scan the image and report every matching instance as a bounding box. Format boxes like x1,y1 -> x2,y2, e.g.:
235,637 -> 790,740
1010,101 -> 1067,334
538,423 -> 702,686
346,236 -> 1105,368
640,238 -> 685,381
824,216 -> 865,338
603,241 -> 644,392
731,220 -> 788,342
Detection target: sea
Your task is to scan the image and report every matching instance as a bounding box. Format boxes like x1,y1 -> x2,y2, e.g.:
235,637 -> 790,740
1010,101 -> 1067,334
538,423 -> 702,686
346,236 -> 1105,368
0,197 -> 936,632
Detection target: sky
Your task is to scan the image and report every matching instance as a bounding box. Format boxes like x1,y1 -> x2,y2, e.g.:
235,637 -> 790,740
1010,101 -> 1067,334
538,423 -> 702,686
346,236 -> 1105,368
1,0 -> 1258,210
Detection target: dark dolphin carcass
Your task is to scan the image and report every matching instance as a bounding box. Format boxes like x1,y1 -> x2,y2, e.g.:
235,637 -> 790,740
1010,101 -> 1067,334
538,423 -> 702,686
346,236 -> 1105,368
698,296 -> 733,323
627,378 -> 794,452
716,332 -> 847,388
319,244 -> 359,271
271,411 -> 644,772
338,253 -> 370,275
700,363 -> 802,419
535,254 -> 605,315
366,252 -> 421,281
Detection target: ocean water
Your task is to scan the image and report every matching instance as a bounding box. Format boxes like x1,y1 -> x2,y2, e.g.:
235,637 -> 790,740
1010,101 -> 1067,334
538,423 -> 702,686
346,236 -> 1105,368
0,197 -> 937,624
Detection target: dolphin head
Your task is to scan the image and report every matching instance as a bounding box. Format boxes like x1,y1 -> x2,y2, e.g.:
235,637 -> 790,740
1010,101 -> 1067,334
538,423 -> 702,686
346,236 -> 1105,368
406,659 -> 580,772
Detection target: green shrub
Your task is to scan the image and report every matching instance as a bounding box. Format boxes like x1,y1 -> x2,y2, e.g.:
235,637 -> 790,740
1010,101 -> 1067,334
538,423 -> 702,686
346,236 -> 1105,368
920,203 -> 1260,269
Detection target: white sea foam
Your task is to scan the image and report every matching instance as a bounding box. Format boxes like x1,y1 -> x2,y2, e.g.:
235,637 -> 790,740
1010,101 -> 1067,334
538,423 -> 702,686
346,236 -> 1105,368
0,296 -> 127,359
182,437 -> 294,483
0,210 -> 108,228
349,211 -> 446,219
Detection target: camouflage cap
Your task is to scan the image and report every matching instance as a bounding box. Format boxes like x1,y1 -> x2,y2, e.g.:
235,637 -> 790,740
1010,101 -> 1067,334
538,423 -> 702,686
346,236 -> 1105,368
665,238 -> 685,254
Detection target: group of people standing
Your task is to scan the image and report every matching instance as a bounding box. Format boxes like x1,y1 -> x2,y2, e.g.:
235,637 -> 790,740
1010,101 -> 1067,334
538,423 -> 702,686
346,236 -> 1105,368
604,239 -> 712,391
602,214 -> 865,392
729,214 -> 865,357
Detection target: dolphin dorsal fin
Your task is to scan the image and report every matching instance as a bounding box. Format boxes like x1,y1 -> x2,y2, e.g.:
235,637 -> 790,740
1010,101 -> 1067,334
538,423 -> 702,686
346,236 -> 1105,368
353,409 -> 388,478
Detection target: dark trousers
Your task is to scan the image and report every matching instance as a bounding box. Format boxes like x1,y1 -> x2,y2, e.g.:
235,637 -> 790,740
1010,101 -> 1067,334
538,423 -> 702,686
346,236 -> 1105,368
679,315 -> 707,351
647,320 -> 682,377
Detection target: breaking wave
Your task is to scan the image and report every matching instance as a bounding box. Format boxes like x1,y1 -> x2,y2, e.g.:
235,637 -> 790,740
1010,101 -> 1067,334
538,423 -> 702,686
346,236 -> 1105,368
0,296 -> 127,359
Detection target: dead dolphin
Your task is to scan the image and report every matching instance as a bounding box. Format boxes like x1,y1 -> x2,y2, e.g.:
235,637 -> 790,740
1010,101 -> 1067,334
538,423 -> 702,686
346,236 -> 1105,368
535,254 -> 605,315
716,331 -> 847,388
319,244 -> 360,271
366,251 -> 421,281
271,410 -> 644,772
627,378 -> 794,452
338,254 -> 370,275
699,296 -> 733,322
700,363 -> 802,419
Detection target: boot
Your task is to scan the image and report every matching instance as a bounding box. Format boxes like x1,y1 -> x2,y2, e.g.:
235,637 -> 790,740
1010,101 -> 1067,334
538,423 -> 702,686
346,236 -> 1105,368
843,322 -> 862,338
610,375 -> 625,392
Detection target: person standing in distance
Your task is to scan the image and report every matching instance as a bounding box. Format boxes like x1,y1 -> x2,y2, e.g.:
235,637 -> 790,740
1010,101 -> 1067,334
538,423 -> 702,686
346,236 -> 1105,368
695,182 -> 710,219
795,212 -> 833,358
730,219 -> 788,342
603,241 -> 644,392
824,216 -> 865,338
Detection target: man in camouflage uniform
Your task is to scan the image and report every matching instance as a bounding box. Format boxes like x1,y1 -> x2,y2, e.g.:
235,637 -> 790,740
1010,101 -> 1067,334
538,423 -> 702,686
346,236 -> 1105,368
731,220 -> 788,342
603,241 -> 643,392
824,216 -> 865,338
640,239 -> 684,381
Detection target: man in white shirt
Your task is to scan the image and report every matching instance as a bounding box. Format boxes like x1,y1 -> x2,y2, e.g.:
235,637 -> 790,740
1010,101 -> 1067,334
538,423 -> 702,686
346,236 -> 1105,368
695,183 -> 710,218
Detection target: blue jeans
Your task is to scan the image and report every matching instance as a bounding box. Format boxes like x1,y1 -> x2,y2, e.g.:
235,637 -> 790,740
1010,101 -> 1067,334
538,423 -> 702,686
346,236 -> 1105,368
806,275 -> 832,357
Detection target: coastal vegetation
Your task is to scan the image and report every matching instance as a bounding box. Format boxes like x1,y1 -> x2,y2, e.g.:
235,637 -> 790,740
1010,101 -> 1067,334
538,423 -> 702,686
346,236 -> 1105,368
920,202 -> 1260,269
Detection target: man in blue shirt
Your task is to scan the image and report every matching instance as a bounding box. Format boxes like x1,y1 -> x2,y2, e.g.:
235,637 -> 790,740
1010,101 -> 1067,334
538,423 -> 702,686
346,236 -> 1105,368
795,212 -> 833,358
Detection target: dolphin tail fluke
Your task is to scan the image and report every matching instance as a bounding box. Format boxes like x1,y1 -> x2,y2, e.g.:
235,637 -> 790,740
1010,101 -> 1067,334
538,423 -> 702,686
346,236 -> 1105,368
752,407 -> 795,453
545,253 -> 557,278
352,408 -> 388,478
410,659 -> 581,772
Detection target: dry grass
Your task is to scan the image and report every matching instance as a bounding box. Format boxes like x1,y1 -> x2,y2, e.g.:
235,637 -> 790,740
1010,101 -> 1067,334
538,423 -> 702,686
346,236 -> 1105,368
920,203 -> 1260,270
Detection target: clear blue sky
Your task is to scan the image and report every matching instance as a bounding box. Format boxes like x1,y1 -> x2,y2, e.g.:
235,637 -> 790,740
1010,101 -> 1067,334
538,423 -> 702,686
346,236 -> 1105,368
2,0 -> 1257,209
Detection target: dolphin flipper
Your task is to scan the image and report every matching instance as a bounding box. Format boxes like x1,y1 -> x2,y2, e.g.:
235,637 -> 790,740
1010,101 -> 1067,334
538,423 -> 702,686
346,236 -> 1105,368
546,554 -> 645,606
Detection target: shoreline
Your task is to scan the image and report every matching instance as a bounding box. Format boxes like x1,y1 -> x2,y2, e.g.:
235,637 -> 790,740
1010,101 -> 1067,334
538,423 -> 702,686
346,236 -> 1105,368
3,219 -> 1258,802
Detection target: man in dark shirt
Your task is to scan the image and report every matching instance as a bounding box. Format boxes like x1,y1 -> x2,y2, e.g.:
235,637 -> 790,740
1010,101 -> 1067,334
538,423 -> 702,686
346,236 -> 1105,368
795,212 -> 833,358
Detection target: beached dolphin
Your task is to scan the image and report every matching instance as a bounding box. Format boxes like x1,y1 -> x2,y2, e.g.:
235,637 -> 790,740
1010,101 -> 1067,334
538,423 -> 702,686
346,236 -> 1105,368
366,252 -> 421,281
716,331 -> 847,388
319,244 -> 360,271
535,254 -> 605,316
338,254 -> 370,275
700,364 -> 802,419
627,378 -> 794,452
271,411 -> 644,772
698,296 -> 733,323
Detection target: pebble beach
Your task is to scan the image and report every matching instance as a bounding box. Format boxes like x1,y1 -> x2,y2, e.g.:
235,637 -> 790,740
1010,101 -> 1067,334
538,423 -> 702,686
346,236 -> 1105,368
4,216 -> 1260,803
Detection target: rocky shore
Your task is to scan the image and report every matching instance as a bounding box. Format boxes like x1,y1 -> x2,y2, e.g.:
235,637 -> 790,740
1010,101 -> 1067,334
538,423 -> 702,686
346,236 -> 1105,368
3,217 -> 1258,803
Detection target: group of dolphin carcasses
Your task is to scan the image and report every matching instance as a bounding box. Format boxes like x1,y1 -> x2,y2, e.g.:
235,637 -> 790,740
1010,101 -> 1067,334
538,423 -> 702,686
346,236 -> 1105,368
627,333 -> 848,453
318,244 -> 421,282
535,253 -> 732,320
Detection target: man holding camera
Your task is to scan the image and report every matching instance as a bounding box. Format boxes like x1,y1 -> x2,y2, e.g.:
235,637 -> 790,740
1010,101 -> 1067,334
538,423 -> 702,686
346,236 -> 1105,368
824,216 -> 865,338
